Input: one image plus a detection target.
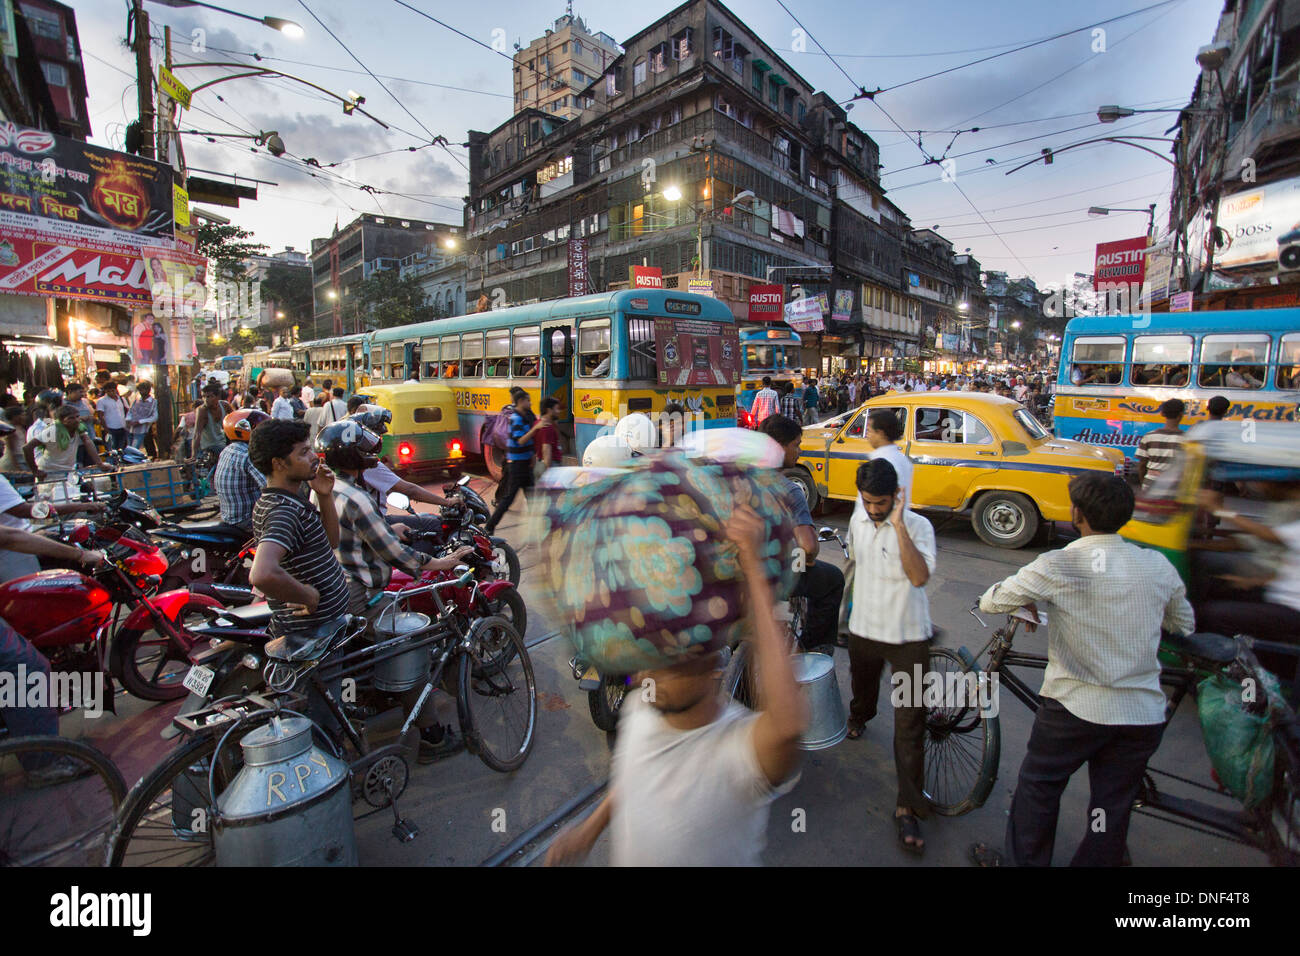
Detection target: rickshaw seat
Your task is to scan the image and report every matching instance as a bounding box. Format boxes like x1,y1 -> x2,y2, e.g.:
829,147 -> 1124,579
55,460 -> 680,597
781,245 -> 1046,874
1163,631 -> 1236,665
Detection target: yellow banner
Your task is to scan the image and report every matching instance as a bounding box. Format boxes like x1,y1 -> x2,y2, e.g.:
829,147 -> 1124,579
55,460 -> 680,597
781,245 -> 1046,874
158,65 -> 192,110
172,183 -> 189,228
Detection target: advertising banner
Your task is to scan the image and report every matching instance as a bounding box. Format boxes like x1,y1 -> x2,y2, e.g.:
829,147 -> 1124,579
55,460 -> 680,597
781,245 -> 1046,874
1215,177 -> 1300,268
1093,236 -> 1148,290
629,265 -> 663,288
141,243 -> 207,353
654,317 -> 740,386
832,288 -> 853,322
748,283 -> 783,322
784,295 -> 824,332
0,122 -> 175,304
567,237 -> 588,297
687,278 -> 713,297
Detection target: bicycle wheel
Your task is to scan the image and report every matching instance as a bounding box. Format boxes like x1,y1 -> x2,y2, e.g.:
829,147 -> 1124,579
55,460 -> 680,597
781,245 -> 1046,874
923,646 -> 1001,816
0,736 -> 126,866
106,732 -> 240,867
724,642 -> 757,710
457,615 -> 536,772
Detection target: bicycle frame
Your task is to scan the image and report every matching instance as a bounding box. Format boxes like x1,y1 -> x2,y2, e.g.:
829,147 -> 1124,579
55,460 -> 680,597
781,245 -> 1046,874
958,608 -> 1300,864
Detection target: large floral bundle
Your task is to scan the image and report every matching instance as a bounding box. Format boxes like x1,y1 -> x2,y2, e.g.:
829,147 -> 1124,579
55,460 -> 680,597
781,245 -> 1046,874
534,446 -> 797,674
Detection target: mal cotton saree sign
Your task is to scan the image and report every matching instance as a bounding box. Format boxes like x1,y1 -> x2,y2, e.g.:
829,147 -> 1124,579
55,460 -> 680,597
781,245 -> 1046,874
654,317 -> 740,387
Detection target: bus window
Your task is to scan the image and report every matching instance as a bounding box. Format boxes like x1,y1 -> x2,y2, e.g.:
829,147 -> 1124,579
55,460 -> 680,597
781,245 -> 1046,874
421,340 -> 439,379
462,332 -> 484,377
1199,334 -> 1268,389
547,327 -> 572,378
627,317 -> 656,380
784,346 -> 802,371
485,329 -> 510,377
578,321 -> 611,377
745,344 -> 774,372
440,336 -> 460,378
1277,334 -> 1300,390
1131,335 -> 1192,387
513,327 -> 540,377
1068,336 -> 1125,386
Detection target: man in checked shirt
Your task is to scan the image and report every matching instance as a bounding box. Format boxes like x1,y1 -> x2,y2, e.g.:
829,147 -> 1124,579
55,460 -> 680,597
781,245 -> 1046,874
971,472 -> 1195,867
313,419 -> 474,763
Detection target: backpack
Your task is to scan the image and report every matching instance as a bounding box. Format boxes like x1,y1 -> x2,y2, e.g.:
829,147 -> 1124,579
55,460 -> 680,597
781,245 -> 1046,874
487,405 -> 515,448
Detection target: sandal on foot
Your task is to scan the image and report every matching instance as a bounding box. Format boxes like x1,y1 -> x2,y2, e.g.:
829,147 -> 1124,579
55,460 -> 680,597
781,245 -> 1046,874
846,721 -> 865,740
969,842 -> 1002,867
896,813 -> 924,855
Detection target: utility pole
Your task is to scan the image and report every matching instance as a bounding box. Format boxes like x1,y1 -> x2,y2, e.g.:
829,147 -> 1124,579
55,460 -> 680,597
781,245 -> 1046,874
131,0 -> 154,160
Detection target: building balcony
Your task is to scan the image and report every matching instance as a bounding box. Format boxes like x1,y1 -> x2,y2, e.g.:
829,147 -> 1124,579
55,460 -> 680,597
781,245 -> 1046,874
1225,80 -> 1300,176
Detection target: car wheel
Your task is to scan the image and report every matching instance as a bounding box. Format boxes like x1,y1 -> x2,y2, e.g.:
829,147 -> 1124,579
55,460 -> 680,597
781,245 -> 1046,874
972,491 -> 1039,549
783,467 -> 819,513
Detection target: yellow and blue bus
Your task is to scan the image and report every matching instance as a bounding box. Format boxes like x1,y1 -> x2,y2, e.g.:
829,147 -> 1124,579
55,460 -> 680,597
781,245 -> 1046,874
1055,310 -> 1300,456
737,327 -> 803,415
315,290 -> 740,479
291,333 -> 369,394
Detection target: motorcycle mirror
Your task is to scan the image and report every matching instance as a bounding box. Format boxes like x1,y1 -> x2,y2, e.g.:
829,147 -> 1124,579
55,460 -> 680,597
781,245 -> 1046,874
386,491 -> 411,511
457,475 -> 471,487
454,564 -> 474,586
817,526 -> 837,541
30,500 -> 51,520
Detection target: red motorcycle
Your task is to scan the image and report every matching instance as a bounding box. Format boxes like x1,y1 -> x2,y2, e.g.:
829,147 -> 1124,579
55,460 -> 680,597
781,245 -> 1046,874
0,531 -> 224,704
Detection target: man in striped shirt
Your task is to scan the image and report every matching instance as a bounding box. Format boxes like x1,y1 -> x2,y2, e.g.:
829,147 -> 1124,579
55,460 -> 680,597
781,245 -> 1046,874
973,473 -> 1195,867
485,390 -> 542,535
778,381 -> 803,422
1135,399 -> 1187,491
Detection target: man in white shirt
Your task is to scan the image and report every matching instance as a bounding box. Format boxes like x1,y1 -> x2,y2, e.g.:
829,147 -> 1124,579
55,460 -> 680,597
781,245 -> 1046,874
95,382 -> 129,451
300,379 -> 315,406
324,387 -> 348,424
270,387 -> 296,421
845,457 -> 936,855
973,472 -> 1194,867
545,506 -> 806,866
749,376 -> 780,425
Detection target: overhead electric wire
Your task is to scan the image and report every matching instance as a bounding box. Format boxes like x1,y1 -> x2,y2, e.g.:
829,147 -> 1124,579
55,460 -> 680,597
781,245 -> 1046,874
773,0 -> 1036,276
870,0 -> 1186,95
945,0 -> 1188,128
295,0 -> 437,142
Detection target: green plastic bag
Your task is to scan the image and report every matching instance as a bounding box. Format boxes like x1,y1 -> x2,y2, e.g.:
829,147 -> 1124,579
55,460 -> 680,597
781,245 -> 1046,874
1197,669 -> 1280,810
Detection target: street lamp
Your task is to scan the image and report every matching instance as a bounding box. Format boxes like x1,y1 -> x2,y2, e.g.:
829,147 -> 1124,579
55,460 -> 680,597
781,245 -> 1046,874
1087,203 -> 1158,238
145,0 -> 304,37
662,185 -> 683,202
326,290 -> 338,300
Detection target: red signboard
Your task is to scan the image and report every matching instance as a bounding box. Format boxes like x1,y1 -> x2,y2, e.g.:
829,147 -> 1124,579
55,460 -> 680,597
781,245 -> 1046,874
629,265 -> 663,288
1093,236 -> 1149,290
654,317 -> 740,387
568,237 -> 588,297
748,283 -> 784,322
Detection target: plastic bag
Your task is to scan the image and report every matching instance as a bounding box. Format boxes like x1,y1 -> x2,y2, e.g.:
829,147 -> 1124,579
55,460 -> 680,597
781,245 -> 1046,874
1197,669 -> 1280,810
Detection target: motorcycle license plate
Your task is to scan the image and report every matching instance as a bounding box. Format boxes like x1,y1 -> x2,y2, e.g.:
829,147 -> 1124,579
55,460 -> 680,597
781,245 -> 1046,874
183,664 -> 215,698
577,665 -> 601,692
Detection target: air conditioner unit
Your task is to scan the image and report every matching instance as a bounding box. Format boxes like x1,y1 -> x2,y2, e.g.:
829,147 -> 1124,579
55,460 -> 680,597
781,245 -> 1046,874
1278,225 -> 1300,273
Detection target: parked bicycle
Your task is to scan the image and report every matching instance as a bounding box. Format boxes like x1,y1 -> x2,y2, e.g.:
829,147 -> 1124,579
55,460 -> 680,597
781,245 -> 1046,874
923,608 -> 1300,865
105,568 -> 537,866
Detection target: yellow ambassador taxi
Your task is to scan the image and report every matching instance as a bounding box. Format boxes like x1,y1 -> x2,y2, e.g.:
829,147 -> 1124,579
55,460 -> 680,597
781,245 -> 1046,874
792,391 -> 1125,548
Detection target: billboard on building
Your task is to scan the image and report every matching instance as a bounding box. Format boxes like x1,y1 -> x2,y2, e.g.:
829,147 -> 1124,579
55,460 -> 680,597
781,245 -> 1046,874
748,283 -> 783,322
1093,236 -> 1148,290
568,237 -> 588,296
1214,177 -> 1300,268
0,122 -> 176,304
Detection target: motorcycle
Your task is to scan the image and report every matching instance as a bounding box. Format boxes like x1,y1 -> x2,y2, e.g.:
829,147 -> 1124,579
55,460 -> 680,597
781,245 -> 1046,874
149,518 -> 255,592
0,531 -> 225,704
387,475 -> 521,587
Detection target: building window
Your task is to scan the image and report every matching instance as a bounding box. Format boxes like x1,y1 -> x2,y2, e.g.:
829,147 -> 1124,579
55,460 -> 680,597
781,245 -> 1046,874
768,77 -> 780,107
573,69 -> 586,85
41,62 -> 67,87
649,42 -> 668,74
561,42 -> 568,54
605,69 -> 622,97
672,27 -> 694,60
21,5 -> 60,40
633,58 -> 647,86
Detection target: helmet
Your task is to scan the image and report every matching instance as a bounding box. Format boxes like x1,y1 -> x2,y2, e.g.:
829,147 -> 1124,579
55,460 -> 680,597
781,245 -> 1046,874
581,434 -> 638,469
315,419 -> 382,472
223,408 -> 270,442
347,404 -> 392,435
613,413 -> 656,452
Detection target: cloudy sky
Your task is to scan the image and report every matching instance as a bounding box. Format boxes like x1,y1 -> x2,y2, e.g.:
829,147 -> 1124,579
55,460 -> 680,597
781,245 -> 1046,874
80,0 -> 1223,286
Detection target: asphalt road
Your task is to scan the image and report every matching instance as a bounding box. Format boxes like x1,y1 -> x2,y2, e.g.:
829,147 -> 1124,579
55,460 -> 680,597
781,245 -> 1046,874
78,472 -> 1264,867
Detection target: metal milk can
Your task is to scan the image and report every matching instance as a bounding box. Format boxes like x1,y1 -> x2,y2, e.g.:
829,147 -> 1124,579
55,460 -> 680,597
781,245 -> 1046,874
212,715 -> 357,866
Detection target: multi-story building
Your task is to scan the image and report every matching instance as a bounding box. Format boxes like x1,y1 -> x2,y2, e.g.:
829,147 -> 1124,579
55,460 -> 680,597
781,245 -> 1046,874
1167,0 -> 1300,307
399,241 -> 469,319
13,1 -> 87,139
513,11 -> 621,121
238,247 -> 311,341
984,270 -> 1046,363
310,214 -> 460,337
904,229 -> 957,367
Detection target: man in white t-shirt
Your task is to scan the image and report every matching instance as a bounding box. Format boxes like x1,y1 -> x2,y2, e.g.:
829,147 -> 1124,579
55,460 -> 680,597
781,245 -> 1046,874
271,387 -> 295,421
95,382 -> 130,451
546,507 -> 805,866
324,387 -> 348,424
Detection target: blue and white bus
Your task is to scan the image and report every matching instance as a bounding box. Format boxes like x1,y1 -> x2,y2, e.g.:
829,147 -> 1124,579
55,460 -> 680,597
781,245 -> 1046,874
1055,310 -> 1300,456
